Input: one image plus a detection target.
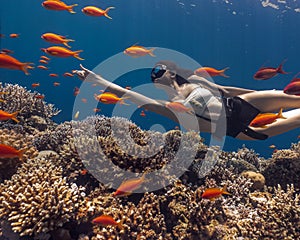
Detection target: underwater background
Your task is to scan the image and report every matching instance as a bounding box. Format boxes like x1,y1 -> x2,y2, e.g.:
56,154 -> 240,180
1,0 -> 300,157
0,1 -> 300,239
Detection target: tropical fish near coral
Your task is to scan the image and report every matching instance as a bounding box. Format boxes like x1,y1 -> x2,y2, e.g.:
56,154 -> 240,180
201,186 -> 231,201
0,53 -> 34,75
194,66 -> 230,78
41,33 -> 75,48
42,0 -> 78,14
165,101 -> 194,114
124,45 -> 156,57
0,143 -> 25,161
91,215 -> 124,230
0,110 -> 19,123
113,173 -> 146,197
94,92 -> 130,105
283,72 -> 300,96
82,6 -> 115,19
250,108 -> 286,128
41,46 -> 84,60
253,60 -> 289,80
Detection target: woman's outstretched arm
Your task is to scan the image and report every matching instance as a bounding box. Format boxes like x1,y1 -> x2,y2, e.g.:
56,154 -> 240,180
73,64 -> 179,122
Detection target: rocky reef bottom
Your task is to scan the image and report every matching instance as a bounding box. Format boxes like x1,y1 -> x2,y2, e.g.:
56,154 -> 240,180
0,83 -> 299,240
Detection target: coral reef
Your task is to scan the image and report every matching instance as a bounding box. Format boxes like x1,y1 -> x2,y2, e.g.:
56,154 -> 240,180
0,128 -> 38,182
0,113 -> 299,239
0,153 -> 82,237
0,83 -> 60,133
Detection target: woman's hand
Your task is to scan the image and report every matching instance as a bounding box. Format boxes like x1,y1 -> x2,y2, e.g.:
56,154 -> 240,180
72,64 -> 95,81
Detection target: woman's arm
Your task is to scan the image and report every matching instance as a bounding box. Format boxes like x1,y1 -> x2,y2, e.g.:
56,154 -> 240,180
73,65 -> 179,122
188,75 -> 255,97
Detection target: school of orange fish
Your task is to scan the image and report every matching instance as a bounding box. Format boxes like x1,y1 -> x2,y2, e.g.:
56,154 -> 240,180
1,0 -> 300,229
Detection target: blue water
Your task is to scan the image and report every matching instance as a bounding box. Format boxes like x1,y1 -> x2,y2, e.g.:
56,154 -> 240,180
1,0 -> 300,158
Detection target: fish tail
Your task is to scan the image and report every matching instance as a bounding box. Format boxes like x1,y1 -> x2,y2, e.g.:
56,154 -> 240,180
277,59 -> 289,74
68,4 -> 78,14
220,67 -> 230,78
222,184 -> 231,195
74,50 -> 84,60
63,42 -> 72,48
117,220 -> 124,230
17,148 -> 26,161
120,99 -> 130,105
21,63 -> 34,75
148,48 -> 156,57
104,7 -> 115,19
277,108 -> 287,119
11,111 -> 19,123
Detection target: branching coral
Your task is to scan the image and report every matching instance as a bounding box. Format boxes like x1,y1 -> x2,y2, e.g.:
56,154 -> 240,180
0,83 -> 60,133
0,128 -> 38,182
0,153 -> 81,237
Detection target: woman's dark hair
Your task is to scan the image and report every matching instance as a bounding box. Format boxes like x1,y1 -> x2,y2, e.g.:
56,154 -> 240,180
151,60 -> 194,86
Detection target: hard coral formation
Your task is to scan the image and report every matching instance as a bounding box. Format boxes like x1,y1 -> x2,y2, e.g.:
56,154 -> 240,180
0,153 -> 81,237
0,113 -> 300,239
0,128 -> 38,182
263,142 -> 300,191
0,83 -> 60,133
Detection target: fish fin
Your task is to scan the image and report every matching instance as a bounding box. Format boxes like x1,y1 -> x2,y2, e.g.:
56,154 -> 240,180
277,59 -> 289,74
21,63 -> 34,75
68,4 -> 78,14
148,48 -> 156,57
277,108 -> 287,119
10,111 -> 19,123
117,218 -> 125,230
104,7 -> 115,19
220,67 -> 230,78
120,100 -> 130,105
209,198 -> 216,201
17,148 -> 26,161
74,50 -> 84,60
63,42 -> 72,48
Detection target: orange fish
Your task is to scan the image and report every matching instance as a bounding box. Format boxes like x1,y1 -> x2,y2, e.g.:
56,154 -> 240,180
0,110 -> 19,123
93,108 -> 101,113
81,169 -> 88,175
201,186 -> 231,201
0,144 -> 25,161
253,60 -> 289,80
0,49 -> 14,55
113,173 -> 146,197
94,92 -> 130,105
37,65 -> 49,70
39,59 -> 48,64
269,144 -> 276,149
73,87 -> 80,96
40,55 -> 50,61
91,215 -> 124,230
35,94 -> 45,99
63,72 -> 74,77
9,33 -> 20,38
140,110 -> 146,117
165,102 -> 193,114
250,108 -> 286,128
31,83 -> 40,88
82,6 -> 115,19
53,81 -> 60,86
49,73 -> 59,77
42,0 -> 78,14
0,53 -> 34,75
41,46 -> 84,60
41,33 -> 75,48
124,45 -> 155,57
194,67 -> 230,78
81,98 -> 87,103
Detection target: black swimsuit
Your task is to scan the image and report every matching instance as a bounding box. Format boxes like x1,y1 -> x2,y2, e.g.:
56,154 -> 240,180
184,87 -> 268,140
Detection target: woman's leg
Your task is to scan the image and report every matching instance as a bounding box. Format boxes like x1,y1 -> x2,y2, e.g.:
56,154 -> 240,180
238,90 -> 300,112
236,108 -> 300,140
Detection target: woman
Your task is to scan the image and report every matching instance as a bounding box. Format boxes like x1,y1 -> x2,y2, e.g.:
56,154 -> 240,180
73,60 -> 300,140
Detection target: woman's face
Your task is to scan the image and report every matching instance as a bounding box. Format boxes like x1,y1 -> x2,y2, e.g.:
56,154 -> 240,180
151,65 -> 175,89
